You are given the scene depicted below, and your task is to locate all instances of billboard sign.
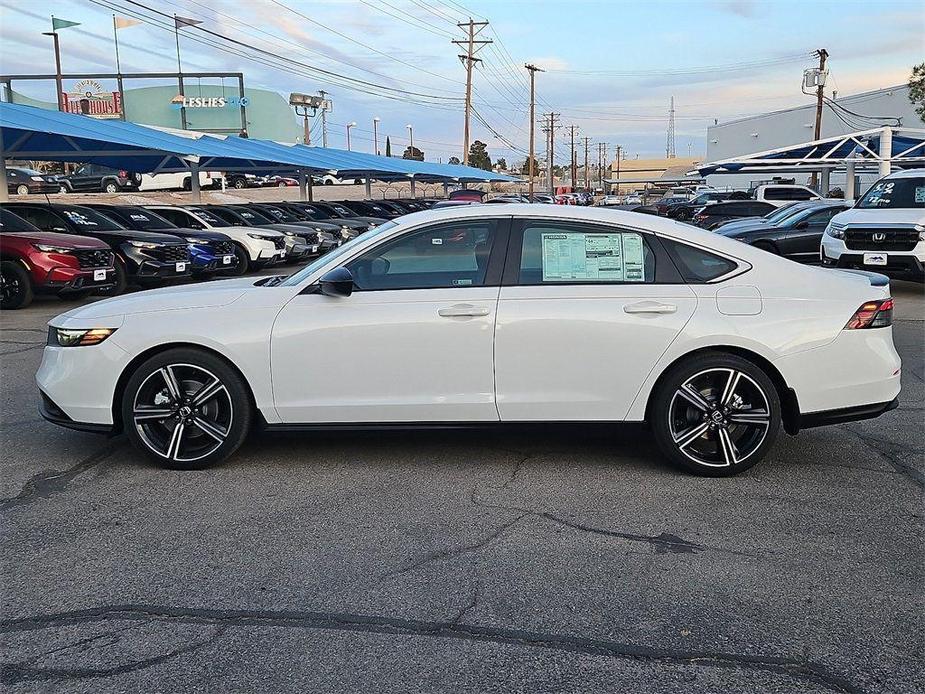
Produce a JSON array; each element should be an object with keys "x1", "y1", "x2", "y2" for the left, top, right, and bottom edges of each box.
[
  {"x1": 63, "y1": 79, "x2": 122, "y2": 118},
  {"x1": 170, "y1": 94, "x2": 249, "y2": 110}
]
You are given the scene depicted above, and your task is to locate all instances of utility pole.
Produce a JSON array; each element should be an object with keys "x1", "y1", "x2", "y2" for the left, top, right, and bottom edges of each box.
[
  {"x1": 542, "y1": 112, "x2": 559, "y2": 192},
  {"x1": 525, "y1": 63, "x2": 543, "y2": 199},
  {"x1": 453, "y1": 20, "x2": 492, "y2": 165},
  {"x1": 666, "y1": 96, "x2": 676, "y2": 159},
  {"x1": 614, "y1": 144, "x2": 623, "y2": 195},
  {"x1": 581, "y1": 136, "x2": 591, "y2": 191},
  {"x1": 567, "y1": 125, "x2": 579, "y2": 190},
  {"x1": 318, "y1": 90, "x2": 330, "y2": 147},
  {"x1": 598, "y1": 142, "x2": 608, "y2": 192},
  {"x1": 810, "y1": 48, "x2": 828, "y2": 188}
]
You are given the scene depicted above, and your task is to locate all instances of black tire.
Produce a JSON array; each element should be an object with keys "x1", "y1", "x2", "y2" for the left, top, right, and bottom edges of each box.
[
  {"x1": 650, "y1": 352, "x2": 781, "y2": 477},
  {"x1": 277, "y1": 182, "x2": 287, "y2": 188},
  {"x1": 103, "y1": 180, "x2": 121, "y2": 194},
  {"x1": 752, "y1": 240, "x2": 779, "y2": 255},
  {"x1": 1, "y1": 260, "x2": 33, "y2": 309},
  {"x1": 323, "y1": 179, "x2": 334, "y2": 185},
  {"x1": 98, "y1": 257, "x2": 128, "y2": 296},
  {"x1": 121, "y1": 347, "x2": 253, "y2": 470},
  {"x1": 15, "y1": 184, "x2": 30, "y2": 196},
  {"x1": 230, "y1": 243, "x2": 250, "y2": 275},
  {"x1": 233, "y1": 178, "x2": 247, "y2": 190}
]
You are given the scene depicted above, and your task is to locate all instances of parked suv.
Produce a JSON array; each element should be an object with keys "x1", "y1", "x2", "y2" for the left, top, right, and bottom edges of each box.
[
  {"x1": 242, "y1": 203, "x2": 341, "y2": 250},
  {"x1": 821, "y1": 169, "x2": 925, "y2": 282},
  {"x1": 145, "y1": 205, "x2": 287, "y2": 274},
  {"x1": 83, "y1": 205, "x2": 239, "y2": 277},
  {"x1": 6, "y1": 167, "x2": 60, "y2": 196},
  {"x1": 193, "y1": 205, "x2": 315, "y2": 263},
  {"x1": 5, "y1": 203, "x2": 191, "y2": 295},
  {"x1": 58, "y1": 164, "x2": 141, "y2": 193},
  {"x1": 0, "y1": 207, "x2": 115, "y2": 309}
]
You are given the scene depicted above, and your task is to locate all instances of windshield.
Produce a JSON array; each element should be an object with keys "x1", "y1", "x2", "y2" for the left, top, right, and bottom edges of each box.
[
  {"x1": 187, "y1": 208, "x2": 226, "y2": 226},
  {"x1": 255, "y1": 205, "x2": 297, "y2": 222},
  {"x1": 61, "y1": 207, "x2": 126, "y2": 230},
  {"x1": 118, "y1": 207, "x2": 176, "y2": 229},
  {"x1": 294, "y1": 205, "x2": 326, "y2": 221},
  {"x1": 279, "y1": 221, "x2": 399, "y2": 287},
  {"x1": 0, "y1": 207, "x2": 38, "y2": 232},
  {"x1": 326, "y1": 203, "x2": 358, "y2": 218},
  {"x1": 202, "y1": 207, "x2": 250, "y2": 226},
  {"x1": 857, "y1": 176, "x2": 925, "y2": 209}
]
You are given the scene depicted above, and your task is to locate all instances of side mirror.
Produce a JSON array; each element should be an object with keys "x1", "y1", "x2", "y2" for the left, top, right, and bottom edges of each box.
[{"x1": 319, "y1": 266, "x2": 354, "y2": 297}]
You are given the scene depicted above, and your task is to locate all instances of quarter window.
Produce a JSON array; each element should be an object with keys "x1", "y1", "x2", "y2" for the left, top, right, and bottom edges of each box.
[
  {"x1": 519, "y1": 224, "x2": 655, "y2": 284},
  {"x1": 346, "y1": 220, "x2": 498, "y2": 290},
  {"x1": 663, "y1": 239, "x2": 737, "y2": 282}
]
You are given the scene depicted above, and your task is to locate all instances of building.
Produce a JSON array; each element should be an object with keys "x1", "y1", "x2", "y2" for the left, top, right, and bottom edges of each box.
[
  {"x1": 606, "y1": 156, "x2": 701, "y2": 193},
  {"x1": 5, "y1": 83, "x2": 302, "y2": 142},
  {"x1": 704, "y1": 84, "x2": 920, "y2": 190}
]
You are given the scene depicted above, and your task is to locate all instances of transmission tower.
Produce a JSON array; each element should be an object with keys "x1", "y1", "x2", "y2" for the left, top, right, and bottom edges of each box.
[{"x1": 666, "y1": 96, "x2": 676, "y2": 159}]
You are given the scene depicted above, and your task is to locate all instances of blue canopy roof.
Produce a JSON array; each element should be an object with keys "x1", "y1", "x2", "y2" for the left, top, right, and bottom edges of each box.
[{"x1": 0, "y1": 101, "x2": 519, "y2": 183}]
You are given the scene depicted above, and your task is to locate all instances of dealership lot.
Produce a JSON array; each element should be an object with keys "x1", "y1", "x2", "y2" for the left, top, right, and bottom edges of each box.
[{"x1": 0, "y1": 280, "x2": 921, "y2": 693}]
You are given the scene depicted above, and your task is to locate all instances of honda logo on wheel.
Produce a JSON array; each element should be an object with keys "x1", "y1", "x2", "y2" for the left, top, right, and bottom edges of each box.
[{"x1": 872, "y1": 233, "x2": 886, "y2": 242}]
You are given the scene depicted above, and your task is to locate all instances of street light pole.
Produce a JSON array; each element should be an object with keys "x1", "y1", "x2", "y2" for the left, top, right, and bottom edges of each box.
[
  {"x1": 373, "y1": 117, "x2": 380, "y2": 155},
  {"x1": 346, "y1": 121, "x2": 356, "y2": 151},
  {"x1": 41, "y1": 31, "x2": 64, "y2": 111}
]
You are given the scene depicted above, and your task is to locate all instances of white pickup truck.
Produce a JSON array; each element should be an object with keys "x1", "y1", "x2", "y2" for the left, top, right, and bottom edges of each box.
[
  {"x1": 135, "y1": 171, "x2": 220, "y2": 192},
  {"x1": 750, "y1": 184, "x2": 821, "y2": 208}
]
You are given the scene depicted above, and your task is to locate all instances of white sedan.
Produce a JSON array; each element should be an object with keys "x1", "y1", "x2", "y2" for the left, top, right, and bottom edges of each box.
[{"x1": 37, "y1": 205, "x2": 901, "y2": 476}]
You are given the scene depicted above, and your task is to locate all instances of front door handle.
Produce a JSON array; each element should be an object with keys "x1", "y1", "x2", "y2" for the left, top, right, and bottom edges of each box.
[
  {"x1": 623, "y1": 301, "x2": 677, "y2": 315},
  {"x1": 438, "y1": 304, "x2": 490, "y2": 318}
]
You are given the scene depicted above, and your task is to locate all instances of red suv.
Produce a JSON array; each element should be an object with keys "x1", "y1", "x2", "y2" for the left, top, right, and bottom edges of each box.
[{"x1": 0, "y1": 207, "x2": 116, "y2": 309}]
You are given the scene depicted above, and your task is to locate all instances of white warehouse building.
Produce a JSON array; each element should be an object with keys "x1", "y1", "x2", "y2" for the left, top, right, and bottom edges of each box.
[{"x1": 704, "y1": 84, "x2": 920, "y2": 191}]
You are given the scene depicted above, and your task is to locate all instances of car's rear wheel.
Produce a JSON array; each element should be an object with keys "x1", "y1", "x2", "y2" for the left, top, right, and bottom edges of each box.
[
  {"x1": 121, "y1": 348, "x2": 252, "y2": 470},
  {"x1": 1, "y1": 261, "x2": 33, "y2": 309},
  {"x1": 103, "y1": 181, "x2": 120, "y2": 193},
  {"x1": 651, "y1": 352, "x2": 780, "y2": 476},
  {"x1": 233, "y1": 178, "x2": 247, "y2": 189},
  {"x1": 15, "y1": 184, "x2": 29, "y2": 196}
]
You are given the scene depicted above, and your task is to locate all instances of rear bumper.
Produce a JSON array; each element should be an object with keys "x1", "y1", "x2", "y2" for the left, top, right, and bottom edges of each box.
[{"x1": 798, "y1": 398, "x2": 899, "y2": 430}]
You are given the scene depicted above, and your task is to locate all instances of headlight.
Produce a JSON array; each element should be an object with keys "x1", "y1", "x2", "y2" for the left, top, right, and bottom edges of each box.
[
  {"x1": 246, "y1": 233, "x2": 274, "y2": 240},
  {"x1": 826, "y1": 224, "x2": 845, "y2": 239},
  {"x1": 32, "y1": 243, "x2": 72, "y2": 253},
  {"x1": 31, "y1": 176, "x2": 44, "y2": 182},
  {"x1": 47, "y1": 327, "x2": 117, "y2": 347},
  {"x1": 127, "y1": 240, "x2": 161, "y2": 250}
]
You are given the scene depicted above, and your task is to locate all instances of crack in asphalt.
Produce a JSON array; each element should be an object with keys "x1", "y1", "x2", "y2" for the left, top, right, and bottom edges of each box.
[
  {"x1": 0, "y1": 440, "x2": 124, "y2": 512},
  {"x1": 450, "y1": 581, "x2": 481, "y2": 626},
  {"x1": 843, "y1": 426, "x2": 924, "y2": 488},
  {"x1": 0, "y1": 605, "x2": 861, "y2": 693},
  {"x1": 2, "y1": 623, "x2": 226, "y2": 684},
  {"x1": 538, "y1": 512, "x2": 705, "y2": 554}
]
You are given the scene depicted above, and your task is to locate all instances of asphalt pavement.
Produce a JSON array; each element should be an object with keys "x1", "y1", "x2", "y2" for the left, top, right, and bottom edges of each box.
[{"x1": 1, "y1": 280, "x2": 922, "y2": 694}]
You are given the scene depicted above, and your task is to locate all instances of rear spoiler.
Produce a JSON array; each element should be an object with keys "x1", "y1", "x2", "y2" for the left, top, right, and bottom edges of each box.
[{"x1": 829, "y1": 268, "x2": 890, "y2": 287}]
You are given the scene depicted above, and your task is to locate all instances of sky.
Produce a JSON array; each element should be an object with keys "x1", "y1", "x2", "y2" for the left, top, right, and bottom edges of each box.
[{"x1": 0, "y1": 0, "x2": 922, "y2": 165}]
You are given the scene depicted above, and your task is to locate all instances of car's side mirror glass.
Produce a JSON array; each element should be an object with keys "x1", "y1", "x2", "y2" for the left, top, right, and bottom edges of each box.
[{"x1": 319, "y1": 266, "x2": 354, "y2": 297}]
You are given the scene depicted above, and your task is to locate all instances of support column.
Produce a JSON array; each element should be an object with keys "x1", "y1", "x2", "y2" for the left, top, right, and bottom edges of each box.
[
  {"x1": 364, "y1": 175, "x2": 372, "y2": 199},
  {"x1": 307, "y1": 177, "x2": 314, "y2": 202},
  {"x1": 878, "y1": 127, "x2": 892, "y2": 178},
  {"x1": 819, "y1": 168, "x2": 830, "y2": 195},
  {"x1": 443, "y1": 181, "x2": 449, "y2": 198},
  {"x1": 844, "y1": 160, "x2": 856, "y2": 201},
  {"x1": 189, "y1": 162, "x2": 201, "y2": 204},
  {"x1": 0, "y1": 136, "x2": 8, "y2": 203},
  {"x1": 298, "y1": 171, "x2": 307, "y2": 202},
  {"x1": 410, "y1": 176, "x2": 416, "y2": 198}
]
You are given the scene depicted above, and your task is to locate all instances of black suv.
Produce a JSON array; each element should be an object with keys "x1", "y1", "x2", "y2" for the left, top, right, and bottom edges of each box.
[
  {"x1": 6, "y1": 203, "x2": 191, "y2": 294},
  {"x1": 58, "y1": 164, "x2": 141, "y2": 194},
  {"x1": 338, "y1": 199, "x2": 402, "y2": 220},
  {"x1": 305, "y1": 201, "x2": 388, "y2": 227}
]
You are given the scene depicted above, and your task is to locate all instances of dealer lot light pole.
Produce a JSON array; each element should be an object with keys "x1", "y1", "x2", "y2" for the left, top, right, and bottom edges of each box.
[
  {"x1": 407, "y1": 123, "x2": 416, "y2": 198},
  {"x1": 346, "y1": 122, "x2": 356, "y2": 151}
]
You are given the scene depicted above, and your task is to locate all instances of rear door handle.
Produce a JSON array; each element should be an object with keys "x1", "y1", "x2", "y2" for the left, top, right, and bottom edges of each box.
[
  {"x1": 623, "y1": 301, "x2": 677, "y2": 315},
  {"x1": 438, "y1": 304, "x2": 490, "y2": 318}
]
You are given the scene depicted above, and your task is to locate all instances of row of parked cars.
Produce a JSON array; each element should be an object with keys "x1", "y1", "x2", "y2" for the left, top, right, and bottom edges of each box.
[{"x1": 0, "y1": 197, "x2": 437, "y2": 309}]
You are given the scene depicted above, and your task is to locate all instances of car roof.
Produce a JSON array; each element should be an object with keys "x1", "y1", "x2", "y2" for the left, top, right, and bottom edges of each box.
[{"x1": 883, "y1": 168, "x2": 925, "y2": 179}]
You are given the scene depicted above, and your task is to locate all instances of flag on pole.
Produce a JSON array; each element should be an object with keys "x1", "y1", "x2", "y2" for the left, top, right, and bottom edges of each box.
[
  {"x1": 51, "y1": 17, "x2": 81, "y2": 31},
  {"x1": 114, "y1": 16, "x2": 142, "y2": 30},
  {"x1": 174, "y1": 16, "x2": 203, "y2": 29}
]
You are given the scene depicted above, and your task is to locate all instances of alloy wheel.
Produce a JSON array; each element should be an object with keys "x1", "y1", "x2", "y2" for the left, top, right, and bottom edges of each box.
[
  {"x1": 132, "y1": 363, "x2": 233, "y2": 463},
  {"x1": 667, "y1": 368, "x2": 771, "y2": 468},
  {"x1": 1, "y1": 267, "x2": 21, "y2": 303}
]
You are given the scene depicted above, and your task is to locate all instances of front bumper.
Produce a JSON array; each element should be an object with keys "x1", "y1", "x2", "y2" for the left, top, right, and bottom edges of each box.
[
  {"x1": 37, "y1": 265, "x2": 117, "y2": 292},
  {"x1": 189, "y1": 246, "x2": 238, "y2": 274},
  {"x1": 135, "y1": 259, "x2": 193, "y2": 279}
]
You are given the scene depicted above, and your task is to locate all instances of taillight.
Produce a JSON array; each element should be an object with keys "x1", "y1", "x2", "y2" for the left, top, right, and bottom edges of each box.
[
  {"x1": 118, "y1": 170, "x2": 128, "y2": 178},
  {"x1": 844, "y1": 298, "x2": 893, "y2": 329}
]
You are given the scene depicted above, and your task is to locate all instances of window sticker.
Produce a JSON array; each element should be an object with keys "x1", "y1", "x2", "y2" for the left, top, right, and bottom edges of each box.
[
  {"x1": 915, "y1": 187, "x2": 925, "y2": 204},
  {"x1": 63, "y1": 210, "x2": 97, "y2": 226},
  {"x1": 540, "y1": 232, "x2": 645, "y2": 282},
  {"x1": 129, "y1": 214, "x2": 150, "y2": 221}
]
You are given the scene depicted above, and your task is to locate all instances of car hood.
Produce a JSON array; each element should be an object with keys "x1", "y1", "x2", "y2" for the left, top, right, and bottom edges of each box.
[
  {"x1": 715, "y1": 221, "x2": 776, "y2": 237},
  {"x1": 342, "y1": 215, "x2": 387, "y2": 225},
  {"x1": 51, "y1": 276, "x2": 261, "y2": 325},
  {"x1": 2, "y1": 231, "x2": 110, "y2": 249},
  {"x1": 82, "y1": 228, "x2": 188, "y2": 244},
  {"x1": 831, "y1": 208, "x2": 925, "y2": 226},
  {"x1": 163, "y1": 227, "x2": 230, "y2": 242}
]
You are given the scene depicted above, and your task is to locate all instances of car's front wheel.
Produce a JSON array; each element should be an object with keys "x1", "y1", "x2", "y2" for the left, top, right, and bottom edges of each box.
[
  {"x1": 230, "y1": 243, "x2": 250, "y2": 275},
  {"x1": 121, "y1": 348, "x2": 252, "y2": 470},
  {"x1": 16, "y1": 184, "x2": 30, "y2": 196},
  {"x1": 651, "y1": 352, "x2": 780, "y2": 476},
  {"x1": 1, "y1": 261, "x2": 33, "y2": 309}
]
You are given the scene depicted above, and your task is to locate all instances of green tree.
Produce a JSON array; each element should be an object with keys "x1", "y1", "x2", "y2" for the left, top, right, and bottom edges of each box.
[
  {"x1": 909, "y1": 63, "x2": 925, "y2": 123},
  {"x1": 520, "y1": 156, "x2": 540, "y2": 176},
  {"x1": 496, "y1": 157, "x2": 508, "y2": 170},
  {"x1": 385, "y1": 136, "x2": 392, "y2": 157},
  {"x1": 448, "y1": 156, "x2": 461, "y2": 165},
  {"x1": 467, "y1": 140, "x2": 491, "y2": 170},
  {"x1": 402, "y1": 145, "x2": 424, "y2": 161}
]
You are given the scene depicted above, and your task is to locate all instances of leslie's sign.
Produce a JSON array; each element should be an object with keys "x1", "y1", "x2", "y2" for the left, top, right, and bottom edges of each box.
[{"x1": 62, "y1": 80, "x2": 122, "y2": 118}]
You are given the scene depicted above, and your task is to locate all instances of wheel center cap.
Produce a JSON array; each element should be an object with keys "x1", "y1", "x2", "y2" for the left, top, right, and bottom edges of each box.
[
  {"x1": 710, "y1": 410, "x2": 725, "y2": 425},
  {"x1": 179, "y1": 406, "x2": 192, "y2": 418}
]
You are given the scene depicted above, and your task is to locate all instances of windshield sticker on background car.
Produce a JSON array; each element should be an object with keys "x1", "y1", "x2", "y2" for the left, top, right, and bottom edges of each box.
[
  {"x1": 63, "y1": 210, "x2": 97, "y2": 226},
  {"x1": 541, "y1": 232, "x2": 645, "y2": 282}
]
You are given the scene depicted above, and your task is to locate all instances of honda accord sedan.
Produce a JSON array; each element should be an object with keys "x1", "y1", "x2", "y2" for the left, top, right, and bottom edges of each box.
[{"x1": 36, "y1": 205, "x2": 901, "y2": 476}]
